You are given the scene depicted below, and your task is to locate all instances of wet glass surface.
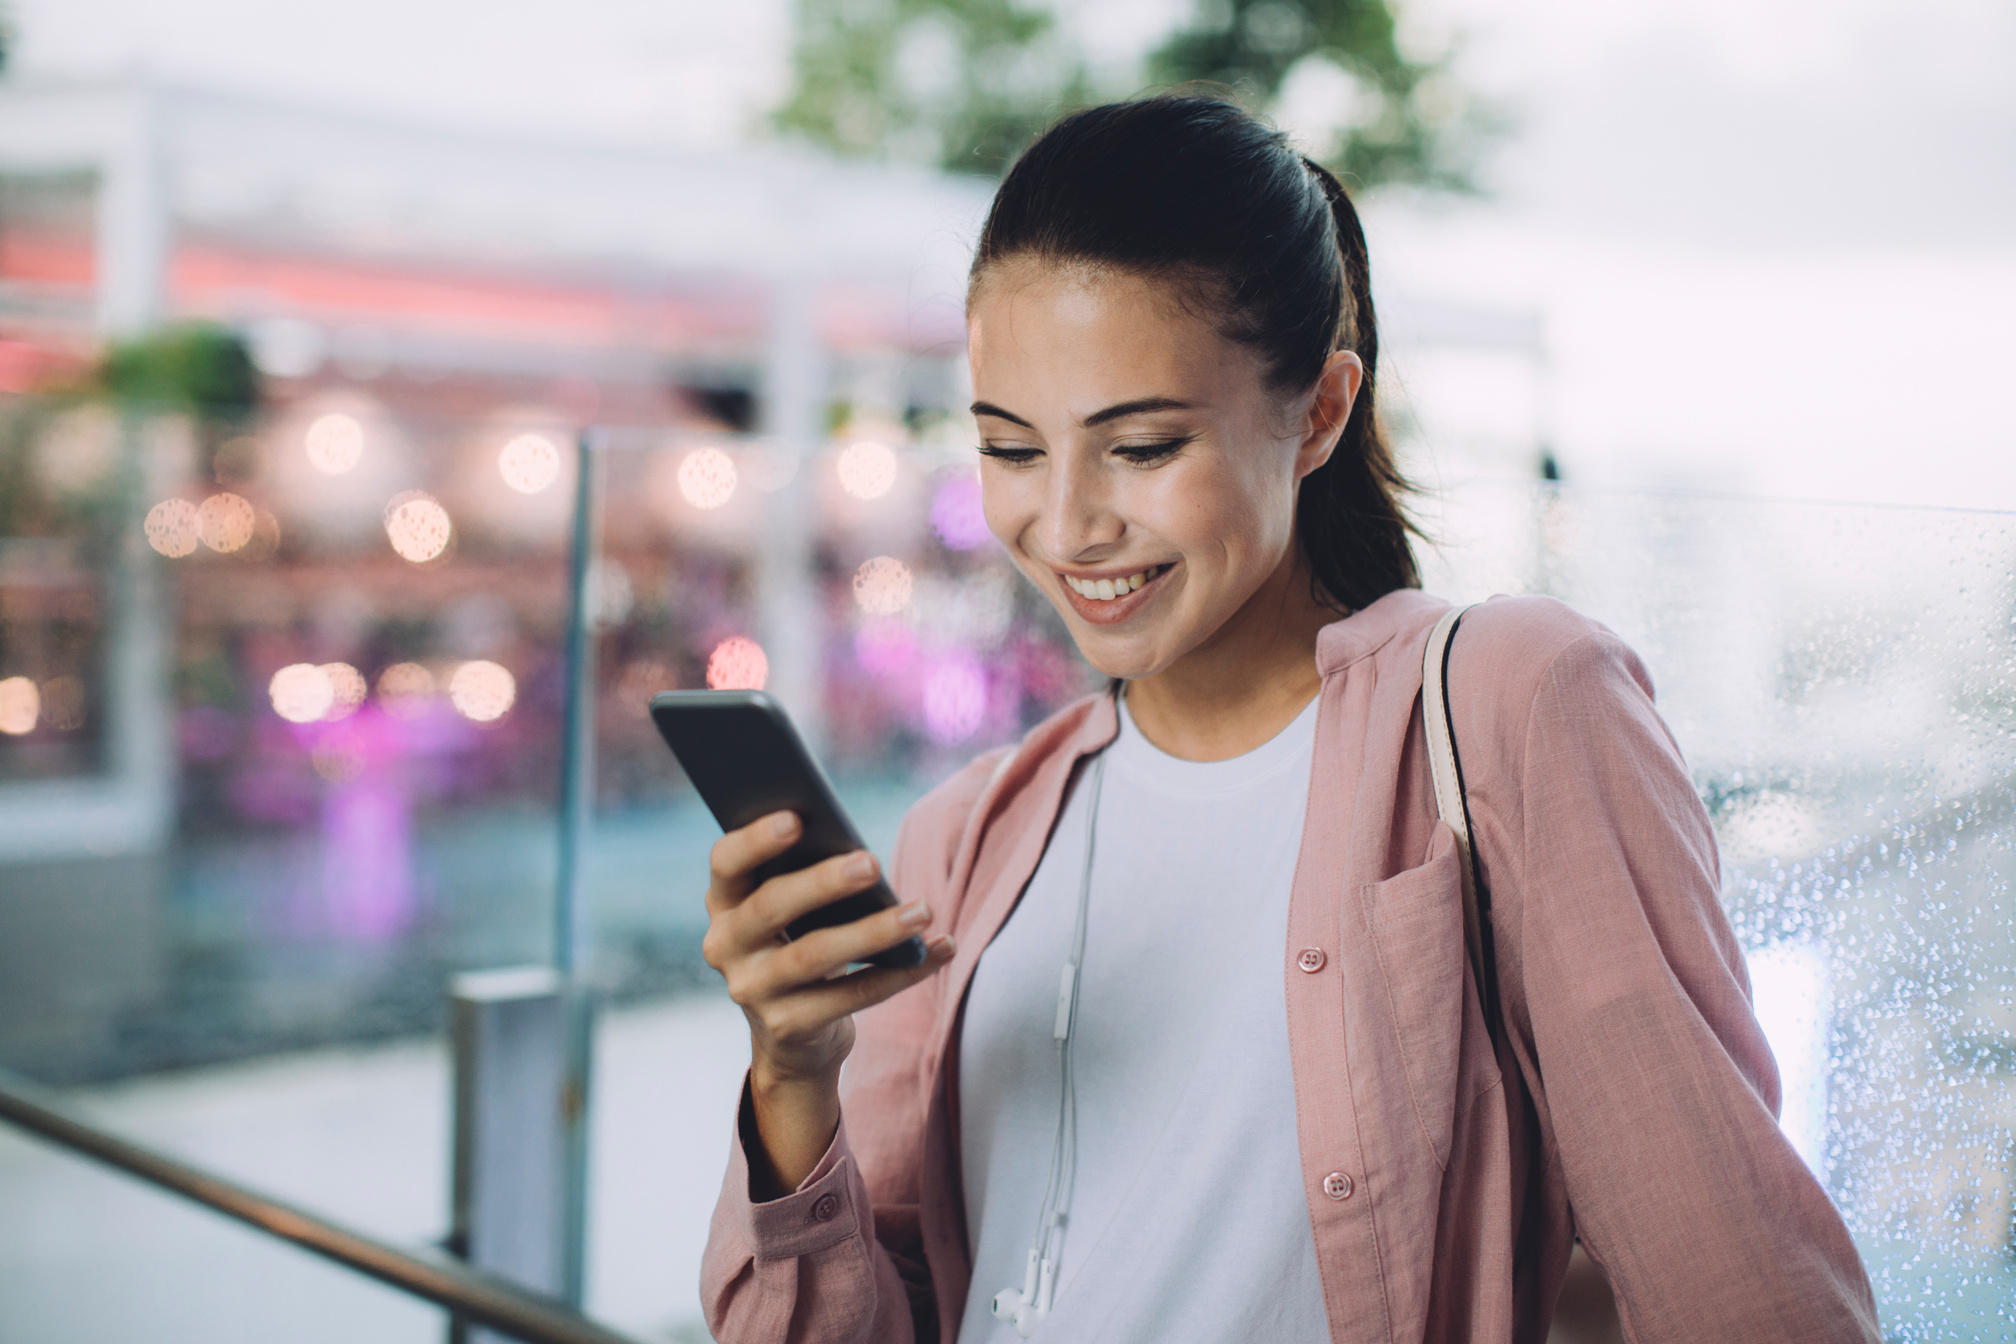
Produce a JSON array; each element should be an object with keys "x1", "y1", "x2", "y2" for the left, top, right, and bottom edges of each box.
[{"x1": 1423, "y1": 482, "x2": 2016, "y2": 1338}]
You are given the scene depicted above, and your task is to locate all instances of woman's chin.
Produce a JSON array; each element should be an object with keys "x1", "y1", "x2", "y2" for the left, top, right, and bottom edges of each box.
[{"x1": 1067, "y1": 627, "x2": 1178, "y2": 684}]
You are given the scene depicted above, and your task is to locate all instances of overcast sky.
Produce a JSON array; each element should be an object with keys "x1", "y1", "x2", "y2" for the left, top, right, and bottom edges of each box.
[{"x1": 11, "y1": 0, "x2": 2016, "y2": 507}]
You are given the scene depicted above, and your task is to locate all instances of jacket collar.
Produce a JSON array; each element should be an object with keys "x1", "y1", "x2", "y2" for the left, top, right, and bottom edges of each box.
[{"x1": 1315, "y1": 587, "x2": 1446, "y2": 677}]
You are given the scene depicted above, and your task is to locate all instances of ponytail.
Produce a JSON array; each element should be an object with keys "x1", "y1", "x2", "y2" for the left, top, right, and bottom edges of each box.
[{"x1": 1294, "y1": 157, "x2": 1420, "y2": 611}]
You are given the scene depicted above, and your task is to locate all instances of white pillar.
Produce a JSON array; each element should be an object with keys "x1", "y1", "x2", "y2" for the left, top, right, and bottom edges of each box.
[
  {"x1": 95, "y1": 82, "x2": 170, "y2": 337},
  {"x1": 757, "y1": 274, "x2": 827, "y2": 751}
]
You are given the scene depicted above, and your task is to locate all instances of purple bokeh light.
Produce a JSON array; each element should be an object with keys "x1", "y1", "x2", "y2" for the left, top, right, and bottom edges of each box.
[
  {"x1": 854, "y1": 618, "x2": 918, "y2": 677},
  {"x1": 930, "y1": 475, "x2": 991, "y2": 551},
  {"x1": 322, "y1": 779, "x2": 413, "y2": 941},
  {"x1": 923, "y1": 651, "x2": 986, "y2": 743}
]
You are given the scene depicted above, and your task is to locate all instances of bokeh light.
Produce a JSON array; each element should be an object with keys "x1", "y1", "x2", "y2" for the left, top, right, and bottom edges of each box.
[
  {"x1": 144, "y1": 499, "x2": 200, "y2": 558},
  {"x1": 377, "y1": 662, "x2": 435, "y2": 718},
  {"x1": 923, "y1": 654, "x2": 986, "y2": 743},
  {"x1": 706, "y1": 636, "x2": 768, "y2": 691},
  {"x1": 852, "y1": 556, "x2": 913, "y2": 616},
  {"x1": 305, "y1": 413, "x2": 365, "y2": 474},
  {"x1": 854, "y1": 619, "x2": 916, "y2": 678},
  {"x1": 448, "y1": 660, "x2": 516, "y2": 722},
  {"x1": 677, "y1": 446, "x2": 738, "y2": 510},
  {"x1": 836, "y1": 441, "x2": 898, "y2": 500},
  {"x1": 0, "y1": 676, "x2": 39, "y2": 735},
  {"x1": 930, "y1": 474, "x2": 992, "y2": 550},
  {"x1": 197, "y1": 492, "x2": 257, "y2": 553},
  {"x1": 269, "y1": 663, "x2": 336, "y2": 724},
  {"x1": 320, "y1": 663, "x2": 367, "y2": 720},
  {"x1": 498, "y1": 433, "x2": 561, "y2": 494},
  {"x1": 384, "y1": 491, "x2": 452, "y2": 562},
  {"x1": 36, "y1": 405, "x2": 117, "y2": 494}
]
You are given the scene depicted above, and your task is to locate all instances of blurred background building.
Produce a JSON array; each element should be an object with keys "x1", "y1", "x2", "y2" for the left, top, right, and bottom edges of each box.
[{"x1": 0, "y1": 0, "x2": 2011, "y2": 1341}]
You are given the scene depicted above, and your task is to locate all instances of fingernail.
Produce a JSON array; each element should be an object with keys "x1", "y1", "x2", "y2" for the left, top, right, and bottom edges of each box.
[
  {"x1": 771, "y1": 813, "x2": 796, "y2": 839},
  {"x1": 935, "y1": 934, "x2": 957, "y2": 956},
  {"x1": 899, "y1": 901, "x2": 930, "y2": 928},
  {"x1": 846, "y1": 852, "x2": 875, "y2": 882}
]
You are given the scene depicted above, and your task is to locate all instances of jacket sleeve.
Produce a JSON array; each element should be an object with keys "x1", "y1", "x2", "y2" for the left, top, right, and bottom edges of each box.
[
  {"x1": 700, "y1": 1093, "x2": 919, "y2": 1344},
  {"x1": 1504, "y1": 628, "x2": 1879, "y2": 1342},
  {"x1": 699, "y1": 749, "x2": 1006, "y2": 1344}
]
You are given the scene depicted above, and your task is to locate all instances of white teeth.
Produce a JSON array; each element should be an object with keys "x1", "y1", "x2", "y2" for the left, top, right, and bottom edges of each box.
[{"x1": 1066, "y1": 565, "x2": 1165, "y2": 600}]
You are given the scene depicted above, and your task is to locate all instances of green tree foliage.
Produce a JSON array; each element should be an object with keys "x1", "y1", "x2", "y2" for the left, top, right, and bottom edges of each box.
[
  {"x1": 1149, "y1": 0, "x2": 1480, "y2": 190},
  {"x1": 96, "y1": 324, "x2": 260, "y2": 414},
  {"x1": 774, "y1": 0, "x2": 1486, "y2": 187},
  {"x1": 775, "y1": 0, "x2": 1089, "y2": 177}
]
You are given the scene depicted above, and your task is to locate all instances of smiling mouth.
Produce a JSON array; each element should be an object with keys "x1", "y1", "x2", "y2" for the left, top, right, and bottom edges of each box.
[{"x1": 1060, "y1": 563, "x2": 1173, "y2": 603}]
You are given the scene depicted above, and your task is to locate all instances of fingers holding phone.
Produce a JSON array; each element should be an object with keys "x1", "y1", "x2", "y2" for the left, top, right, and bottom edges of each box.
[
  {"x1": 702, "y1": 809, "x2": 955, "y2": 1085},
  {"x1": 656, "y1": 689, "x2": 955, "y2": 1189}
]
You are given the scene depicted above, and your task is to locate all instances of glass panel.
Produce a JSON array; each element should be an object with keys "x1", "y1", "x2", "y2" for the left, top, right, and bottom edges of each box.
[
  {"x1": 1423, "y1": 480, "x2": 2016, "y2": 1337},
  {"x1": 0, "y1": 395, "x2": 573, "y2": 1080}
]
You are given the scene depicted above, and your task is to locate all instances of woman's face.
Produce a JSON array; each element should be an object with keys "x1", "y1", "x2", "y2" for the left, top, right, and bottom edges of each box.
[{"x1": 967, "y1": 260, "x2": 1357, "y2": 681}]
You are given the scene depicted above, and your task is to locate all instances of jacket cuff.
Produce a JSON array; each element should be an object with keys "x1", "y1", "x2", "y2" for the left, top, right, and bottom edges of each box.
[{"x1": 727, "y1": 1072, "x2": 864, "y2": 1260}]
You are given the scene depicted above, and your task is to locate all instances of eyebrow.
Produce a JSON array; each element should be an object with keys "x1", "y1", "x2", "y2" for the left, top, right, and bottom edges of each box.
[{"x1": 970, "y1": 396, "x2": 1194, "y2": 430}]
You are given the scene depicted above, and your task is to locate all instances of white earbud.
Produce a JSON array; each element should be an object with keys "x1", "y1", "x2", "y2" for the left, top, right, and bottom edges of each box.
[
  {"x1": 993, "y1": 1247, "x2": 1042, "y2": 1333},
  {"x1": 990, "y1": 1290, "x2": 1040, "y2": 1336}
]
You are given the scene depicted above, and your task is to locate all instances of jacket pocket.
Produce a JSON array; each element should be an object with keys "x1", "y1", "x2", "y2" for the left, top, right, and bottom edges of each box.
[{"x1": 1361, "y1": 823, "x2": 1502, "y2": 1170}]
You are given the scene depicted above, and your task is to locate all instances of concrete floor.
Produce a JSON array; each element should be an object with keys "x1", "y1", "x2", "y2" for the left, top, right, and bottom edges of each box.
[{"x1": 0, "y1": 991, "x2": 750, "y2": 1344}]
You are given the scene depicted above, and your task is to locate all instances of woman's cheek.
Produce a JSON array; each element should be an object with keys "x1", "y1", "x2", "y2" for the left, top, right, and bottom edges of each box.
[{"x1": 978, "y1": 470, "x2": 1025, "y2": 550}]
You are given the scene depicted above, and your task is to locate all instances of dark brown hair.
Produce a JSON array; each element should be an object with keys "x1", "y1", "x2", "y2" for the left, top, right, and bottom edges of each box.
[{"x1": 970, "y1": 93, "x2": 1420, "y2": 612}]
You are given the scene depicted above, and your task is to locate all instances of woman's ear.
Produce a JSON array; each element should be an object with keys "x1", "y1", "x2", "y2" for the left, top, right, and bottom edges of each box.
[{"x1": 1295, "y1": 350, "x2": 1364, "y2": 480}]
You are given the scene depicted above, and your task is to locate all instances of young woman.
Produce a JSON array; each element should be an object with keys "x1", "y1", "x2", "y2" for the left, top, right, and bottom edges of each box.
[{"x1": 696, "y1": 95, "x2": 1877, "y2": 1343}]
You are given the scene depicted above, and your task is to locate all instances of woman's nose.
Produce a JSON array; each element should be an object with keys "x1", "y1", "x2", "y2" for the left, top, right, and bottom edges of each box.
[{"x1": 1041, "y1": 453, "x2": 1122, "y2": 559}]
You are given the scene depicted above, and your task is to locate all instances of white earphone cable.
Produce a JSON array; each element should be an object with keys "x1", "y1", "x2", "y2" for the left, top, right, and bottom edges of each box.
[{"x1": 995, "y1": 744, "x2": 1105, "y2": 1335}]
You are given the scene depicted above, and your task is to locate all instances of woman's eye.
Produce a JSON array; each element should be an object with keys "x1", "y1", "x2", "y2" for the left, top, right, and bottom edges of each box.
[
  {"x1": 978, "y1": 443, "x2": 1042, "y2": 465},
  {"x1": 1113, "y1": 438, "x2": 1189, "y2": 464}
]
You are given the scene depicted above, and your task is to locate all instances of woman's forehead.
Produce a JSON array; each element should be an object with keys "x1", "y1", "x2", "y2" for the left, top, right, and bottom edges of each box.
[{"x1": 968, "y1": 263, "x2": 1251, "y2": 391}]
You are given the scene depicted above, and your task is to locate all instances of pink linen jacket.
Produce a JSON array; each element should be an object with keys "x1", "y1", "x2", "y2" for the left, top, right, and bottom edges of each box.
[{"x1": 700, "y1": 590, "x2": 1880, "y2": 1343}]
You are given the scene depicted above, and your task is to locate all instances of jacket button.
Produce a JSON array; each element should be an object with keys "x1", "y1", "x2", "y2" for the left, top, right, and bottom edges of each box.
[
  {"x1": 811, "y1": 1193, "x2": 840, "y2": 1222},
  {"x1": 1297, "y1": 947, "x2": 1327, "y2": 973},
  {"x1": 1322, "y1": 1171, "x2": 1354, "y2": 1200}
]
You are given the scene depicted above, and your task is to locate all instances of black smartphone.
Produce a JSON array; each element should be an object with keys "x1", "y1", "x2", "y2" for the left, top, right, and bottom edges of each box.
[{"x1": 649, "y1": 689, "x2": 927, "y2": 970}]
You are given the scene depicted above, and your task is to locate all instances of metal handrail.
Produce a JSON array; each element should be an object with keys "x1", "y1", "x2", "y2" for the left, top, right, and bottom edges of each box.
[{"x1": 0, "y1": 1068, "x2": 648, "y2": 1344}]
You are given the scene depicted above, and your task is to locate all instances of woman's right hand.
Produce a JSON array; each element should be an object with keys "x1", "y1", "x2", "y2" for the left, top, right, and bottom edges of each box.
[{"x1": 701, "y1": 809, "x2": 955, "y2": 1193}]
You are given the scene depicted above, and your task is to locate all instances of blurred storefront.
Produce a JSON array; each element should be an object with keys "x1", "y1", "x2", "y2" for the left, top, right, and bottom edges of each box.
[{"x1": 0, "y1": 78, "x2": 1041, "y2": 1082}]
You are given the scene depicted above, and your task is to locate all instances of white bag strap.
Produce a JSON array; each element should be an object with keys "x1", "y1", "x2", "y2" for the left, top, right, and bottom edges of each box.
[{"x1": 1422, "y1": 603, "x2": 1501, "y2": 1039}]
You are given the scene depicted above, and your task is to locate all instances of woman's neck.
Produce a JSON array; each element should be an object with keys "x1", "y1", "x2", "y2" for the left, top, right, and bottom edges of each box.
[{"x1": 1122, "y1": 549, "x2": 1341, "y2": 762}]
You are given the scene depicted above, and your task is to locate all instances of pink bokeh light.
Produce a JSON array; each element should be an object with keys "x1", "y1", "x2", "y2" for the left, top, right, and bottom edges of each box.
[{"x1": 707, "y1": 635, "x2": 769, "y2": 690}]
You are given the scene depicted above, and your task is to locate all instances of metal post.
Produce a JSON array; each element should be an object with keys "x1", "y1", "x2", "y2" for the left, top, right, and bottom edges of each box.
[
  {"x1": 446, "y1": 427, "x2": 601, "y2": 1335},
  {"x1": 450, "y1": 969, "x2": 569, "y2": 1344},
  {"x1": 553, "y1": 426, "x2": 601, "y2": 1305}
]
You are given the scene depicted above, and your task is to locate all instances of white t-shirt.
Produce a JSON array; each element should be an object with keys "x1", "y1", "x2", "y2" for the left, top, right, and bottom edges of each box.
[{"x1": 956, "y1": 691, "x2": 1330, "y2": 1343}]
